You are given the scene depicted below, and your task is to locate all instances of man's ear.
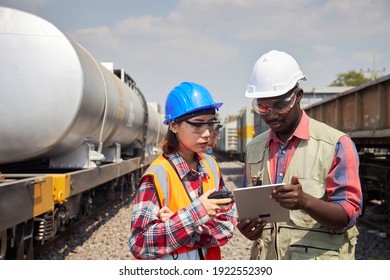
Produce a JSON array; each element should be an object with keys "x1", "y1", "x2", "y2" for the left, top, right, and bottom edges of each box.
[{"x1": 296, "y1": 88, "x2": 304, "y2": 101}]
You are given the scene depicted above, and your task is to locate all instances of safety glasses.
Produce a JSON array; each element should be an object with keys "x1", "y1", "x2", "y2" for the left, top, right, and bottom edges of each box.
[
  {"x1": 184, "y1": 119, "x2": 220, "y2": 134},
  {"x1": 252, "y1": 87, "x2": 298, "y2": 115}
]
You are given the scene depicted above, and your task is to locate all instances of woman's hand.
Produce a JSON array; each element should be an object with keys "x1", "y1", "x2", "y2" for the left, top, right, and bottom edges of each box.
[
  {"x1": 199, "y1": 189, "x2": 233, "y2": 219},
  {"x1": 158, "y1": 206, "x2": 174, "y2": 222}
]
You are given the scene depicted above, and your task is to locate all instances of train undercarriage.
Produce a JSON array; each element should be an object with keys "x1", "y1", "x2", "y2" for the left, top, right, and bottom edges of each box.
[{"x1": 0, "y1": 155, "x2": 156, "y2": 260}]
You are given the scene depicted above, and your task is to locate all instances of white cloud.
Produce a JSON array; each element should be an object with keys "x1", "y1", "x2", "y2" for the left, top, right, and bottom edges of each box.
[
  {"x1": 6, "y1": 0, "x2": 389, "y2": 119},
  {"x1": 312, "y1": 44, "x2": 335, "y2": 55},
  {"x1": 22, "y1": 0, "x2": 49, "y2": 4}
]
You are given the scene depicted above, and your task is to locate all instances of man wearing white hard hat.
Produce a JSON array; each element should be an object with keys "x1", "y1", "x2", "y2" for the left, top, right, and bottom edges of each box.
[{"x1": 237, "y1": 50, "x2": 363, "y2": 260}]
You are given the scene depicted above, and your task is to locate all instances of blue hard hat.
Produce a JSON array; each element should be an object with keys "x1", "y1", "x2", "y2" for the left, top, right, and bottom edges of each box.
[{"x1": 164, "y1": 82, "x2": 223, "y2": 124}]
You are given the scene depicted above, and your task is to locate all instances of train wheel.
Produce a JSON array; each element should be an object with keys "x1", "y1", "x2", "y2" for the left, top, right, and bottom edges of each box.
[
  {"x1": 0, "y1": 230, "x2": 6, "y2": 259},
  {"x1": 5, "y1": 220, "x2": 33, "y2": 259},
  {"x1": 24, "y1": 219, "x2": 34, "y2": 259},
  {"x1": 81, "y1": 192, "x2": 93, "y2": 217}
]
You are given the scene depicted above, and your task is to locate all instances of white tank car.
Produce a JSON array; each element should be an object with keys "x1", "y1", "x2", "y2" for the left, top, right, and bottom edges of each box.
[{"x1": 0, "y1": 7, "x2": 166, "y2": 168}]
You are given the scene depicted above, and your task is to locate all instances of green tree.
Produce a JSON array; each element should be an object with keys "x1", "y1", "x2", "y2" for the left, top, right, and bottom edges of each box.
[{"x1": 330, "y1": 70, "x2": 370, "y2": 86}]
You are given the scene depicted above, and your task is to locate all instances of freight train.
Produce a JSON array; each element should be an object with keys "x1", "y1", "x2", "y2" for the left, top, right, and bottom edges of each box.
[
  {"x1": 215, "y1": 105, "x2": 255, "y2": 161},
  {"x1": 0, "y1": 7, "x2": 167, "y2": 259},
  {"x1": 305, "y1": 74, "x2": 390, "y2": 216}
]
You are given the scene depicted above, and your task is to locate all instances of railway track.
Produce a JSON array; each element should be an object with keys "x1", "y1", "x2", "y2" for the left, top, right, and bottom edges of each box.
[
  {"x1": 358, "y1": 201, "x2": 390, "y2": 237},
  {"x1": 358, "y1": 217, "x2": 390, "y2": 237}
]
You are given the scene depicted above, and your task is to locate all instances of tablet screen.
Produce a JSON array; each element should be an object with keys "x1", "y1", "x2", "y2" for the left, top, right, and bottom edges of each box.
[{"x1": 233, "y1": 183, "x2": 290, "y2": 223}]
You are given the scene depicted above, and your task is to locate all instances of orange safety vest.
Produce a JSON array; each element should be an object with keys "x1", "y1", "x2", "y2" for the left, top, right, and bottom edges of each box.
[{"x1": 144, "y1": 153, "x2": 221, "y2": 260}]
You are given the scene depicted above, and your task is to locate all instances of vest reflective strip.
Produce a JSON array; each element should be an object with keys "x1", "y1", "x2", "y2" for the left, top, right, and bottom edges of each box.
[
  {"x1": 201, "y1": 153, "x2": 220, "y2": 189},
  {"x1": 145, "y1": 164, "x2": 170, "y2": 207}
]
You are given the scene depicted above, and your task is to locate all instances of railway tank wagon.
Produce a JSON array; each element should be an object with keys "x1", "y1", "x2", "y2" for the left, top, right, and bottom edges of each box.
[
  {"x1": 0, "y1": 7, "x2": 167, "y2": 259},
  {"x1": 305, "y1": 74, "x2": 390, "y2": 216}
]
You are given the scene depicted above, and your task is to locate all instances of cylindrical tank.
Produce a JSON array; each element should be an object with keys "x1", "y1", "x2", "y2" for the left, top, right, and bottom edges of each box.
[
  {"x1": 146, "y1": 103, "x2": 165, "y2": 146},
  {"x1": 0, "y1": 7, "x2": 164, "y2": 165}
]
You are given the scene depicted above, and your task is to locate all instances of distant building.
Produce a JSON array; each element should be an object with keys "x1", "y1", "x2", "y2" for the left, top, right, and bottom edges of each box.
[{"x1": 301, "y1": 86, "x2": 354, "y2": 108}]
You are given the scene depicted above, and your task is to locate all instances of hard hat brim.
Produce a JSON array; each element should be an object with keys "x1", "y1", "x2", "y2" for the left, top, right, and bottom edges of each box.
[
  {"x1": 164, "y1": 102, "x2": 223, "y2": 125},
  {"x1": 245, "y1": 75, "x2": 306, "y2": 99}
]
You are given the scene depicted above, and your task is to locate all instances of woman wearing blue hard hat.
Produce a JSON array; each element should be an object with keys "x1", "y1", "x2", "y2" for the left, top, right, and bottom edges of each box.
[{"x1": 129, "y1": 82, "x2": 237, "y2": 260}]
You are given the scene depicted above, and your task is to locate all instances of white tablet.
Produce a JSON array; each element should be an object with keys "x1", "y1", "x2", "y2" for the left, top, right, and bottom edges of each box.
[{"x1": 233, "y1": 183, "x2": 290, "y2": 223}]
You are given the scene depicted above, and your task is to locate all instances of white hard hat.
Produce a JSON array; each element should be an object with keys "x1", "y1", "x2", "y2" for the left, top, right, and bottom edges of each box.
[{"x1": 245, "y1": 50, "x2": 307, "y2": 98}]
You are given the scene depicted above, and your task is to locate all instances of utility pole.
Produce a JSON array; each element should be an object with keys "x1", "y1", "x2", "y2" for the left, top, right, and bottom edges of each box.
[{"x1": 360, "y1": 53, "x2": 386, "y2": 80}]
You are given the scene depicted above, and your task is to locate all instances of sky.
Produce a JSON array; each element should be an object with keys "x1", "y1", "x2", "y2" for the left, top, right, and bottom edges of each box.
[{"x1": 1, "y1": 0, "x2": 390, "y2": 121}]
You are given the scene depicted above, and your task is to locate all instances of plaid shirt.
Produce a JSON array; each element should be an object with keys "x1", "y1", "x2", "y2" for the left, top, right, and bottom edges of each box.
[
  {"x1": 243, "y1": 110, "x2": 362, "y2": 231},
  {"x1": 129, "y1": 152, "x2": 237, "y2": 259}
]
